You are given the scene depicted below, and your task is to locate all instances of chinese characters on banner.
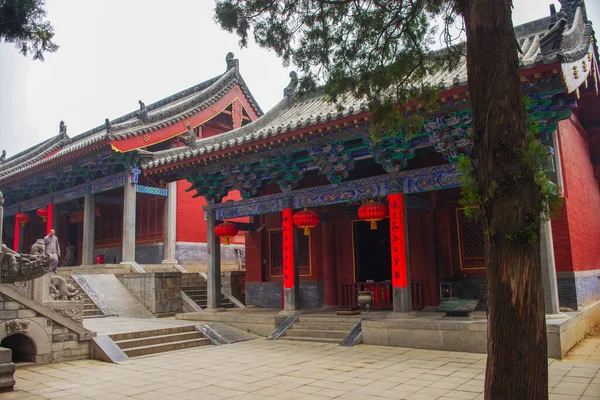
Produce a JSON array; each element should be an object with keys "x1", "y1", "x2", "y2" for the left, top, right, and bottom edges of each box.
[
  {"x1": 282, "y1": 208, "x2": 294, "y2": 289},
  {"x1": 388, "y1": 193, "x2": 407, "y2": 288}
]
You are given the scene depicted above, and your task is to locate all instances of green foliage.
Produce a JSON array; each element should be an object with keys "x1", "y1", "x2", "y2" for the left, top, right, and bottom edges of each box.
[
  {"x1": 0, "y1": 0, "x2": 57, "y2": 61},
  {"x1": 214, "y1": 0, "x2": 464, "y2": 134},
  {"x1": 456, "y1": 154, "x2": 480, "y2": 218}
]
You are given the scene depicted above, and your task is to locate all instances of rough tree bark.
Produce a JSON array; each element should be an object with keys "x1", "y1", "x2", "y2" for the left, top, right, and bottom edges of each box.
[{"x1": 463, "y1": 0, "x2": 548, "y2": 399}]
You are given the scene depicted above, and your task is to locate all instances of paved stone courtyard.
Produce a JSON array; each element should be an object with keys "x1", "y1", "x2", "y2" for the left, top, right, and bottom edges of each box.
[{"x1": 4, "y1": 335, "x2": 600, "y2": 400}]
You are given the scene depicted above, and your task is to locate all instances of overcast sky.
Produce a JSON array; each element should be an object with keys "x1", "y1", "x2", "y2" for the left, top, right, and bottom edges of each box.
[{"x1": 1, "y1": 0, "x2": 598, "y2": 157}]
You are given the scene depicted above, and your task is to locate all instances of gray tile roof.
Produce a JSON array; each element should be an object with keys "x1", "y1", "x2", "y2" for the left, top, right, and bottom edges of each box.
[
  {"x1": 0, "y1": 53, "x2": 261, "y2": 184},
  {"x1": 144, "y1": 3, "x2": 596, "y2": 172}
]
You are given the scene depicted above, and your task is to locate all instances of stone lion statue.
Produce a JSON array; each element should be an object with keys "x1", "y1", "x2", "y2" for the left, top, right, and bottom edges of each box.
[
  {"x1": 31, "y1": 239, "x2": 45, "y2": 256},
  {"x1": 49, "y1": 275, "x2": 82, "y2": 301}
]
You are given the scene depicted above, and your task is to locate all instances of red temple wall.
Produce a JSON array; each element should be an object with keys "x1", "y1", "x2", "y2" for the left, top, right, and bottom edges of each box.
[
  {"x1": 552, "y1": 118, "x2": 600, "y2": 272},
  {"x1": 176, "y1": 180, "x2": 247, "y2": 245}
]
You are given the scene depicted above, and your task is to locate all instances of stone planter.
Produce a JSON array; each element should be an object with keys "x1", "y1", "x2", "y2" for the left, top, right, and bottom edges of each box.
[{"x1": 357, "y1": 291, "x2": 373, "y2": 311}]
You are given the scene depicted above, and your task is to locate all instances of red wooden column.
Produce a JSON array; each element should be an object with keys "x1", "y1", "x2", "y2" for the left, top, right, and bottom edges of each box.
[
  {"x1": 321, "y1": 219, "x2": 337, "y2": 305},
  {"x1": 388, "y1": 193, "x2": 412, "y2": 312},
  {"x1": 282, "y1": 207, "x2": 299, "y2": 311},
  {"x1": 46, "y1": 203, "x2": 54, "y2": 233},
  {"x1": 13, "y1": 216, "x2": 20, "y2": 251}
]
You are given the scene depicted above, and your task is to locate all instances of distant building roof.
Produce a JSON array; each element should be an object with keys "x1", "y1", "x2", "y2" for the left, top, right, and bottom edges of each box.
[{"x1": 0, "y1": 53, "x2": 261, "y2": 184}]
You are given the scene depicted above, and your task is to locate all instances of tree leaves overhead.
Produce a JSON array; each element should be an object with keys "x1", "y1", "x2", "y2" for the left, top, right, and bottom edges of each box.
[
  {"x1": 215, "y1": 0, "x2": 464, "y2": 120},
  {"x1": 0, "y1": 0, "x2": 58, "y2": 61}
]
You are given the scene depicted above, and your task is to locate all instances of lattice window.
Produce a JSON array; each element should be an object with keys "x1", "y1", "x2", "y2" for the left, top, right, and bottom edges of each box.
[
  {"x1": 457, "y1": 209, "x2": 485, "y2": 269},
  {"x1": 136, "y1": 196, "x2": 165, "y2": 243},
  {"x1": 270, "y1": 229, "x2": 311, "y2": 277},
  {"x1": 270, "y1": 230, "x2": 284, "y2": 276},
  {"x1": 95, "y1": 197, "x2": 164, "y2": 248}
]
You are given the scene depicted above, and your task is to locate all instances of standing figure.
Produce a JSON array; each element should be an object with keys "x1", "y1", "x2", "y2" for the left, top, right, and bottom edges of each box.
[
  {"x1": 63, "y1": 241, "x2": 76, "y2": 267},
  {"x1": 44, "y1": 229, "x2": 61, "y2": 273}
]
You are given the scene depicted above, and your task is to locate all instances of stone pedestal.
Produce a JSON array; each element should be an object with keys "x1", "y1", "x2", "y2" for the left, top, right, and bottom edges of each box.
[
  {"x1": 117, "y1": 272, "x2": 183, "y2": 316},
  {"x1": 0, "y1": 347, "x2": 15, "y2": 392},
  {"x1": 32, "y1": 273, "x2": 52, "y2": 303}
]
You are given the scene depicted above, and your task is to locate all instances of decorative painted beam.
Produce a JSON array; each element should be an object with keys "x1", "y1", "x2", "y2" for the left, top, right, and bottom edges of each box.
[{"x1": 206, "y1": 163, "x2": 459, "y2": 219}]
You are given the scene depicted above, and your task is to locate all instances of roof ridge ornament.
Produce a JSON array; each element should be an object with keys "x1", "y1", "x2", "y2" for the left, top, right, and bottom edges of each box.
[
  {"x1": 105, "y1": 118, "x2": 112, "y2": 134},
  {"x1": 226, "y1": 52, "x2": 239, "y2": 71},
  {"x1": 0, "y1": 150, "x2": 5, "y2": 164},
  {"x1": 59, "y1": 121, "x2": 67, "y2": 136},
  {"x1": 137, "y1": 100, "x2": 149, "y2": 122},
  {"x1": 181, "y1": 120, "x2": 198, "y2": 149},
  {"x1": 284, "y1": 71, "x2": 298, "y2": 105}
]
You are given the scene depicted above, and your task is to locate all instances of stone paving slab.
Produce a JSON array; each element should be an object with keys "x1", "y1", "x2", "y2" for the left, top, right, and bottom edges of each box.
[{"x1": 5, "y1": 336, "x2": 600, "y2": 399}]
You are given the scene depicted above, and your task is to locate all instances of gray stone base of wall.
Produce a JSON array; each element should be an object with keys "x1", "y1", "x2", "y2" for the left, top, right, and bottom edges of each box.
[
  {"x1": 447, "y1": 270, "x2": 600, "y2": 312},
  {"x1": 557, "y1": 270, "x2": 600, "y2": 310},
  {"x1": 362, "y1": 299, "x2": 600, "y2": 358},
  {"x1": 246, "y1": 282, "x2": 324, "y2": 309},
  {"x1": 93, "y1": 242, "x2": 245, "y2": 266}
]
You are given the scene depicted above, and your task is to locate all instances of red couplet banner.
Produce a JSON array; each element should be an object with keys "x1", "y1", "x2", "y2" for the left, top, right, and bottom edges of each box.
[
  {"x1": 47, "y1": 203, "x2": 54, "y2": 233},
  {"x1": 282, "y1": 208, "x2": 294, "y2": 289},
  {"x1": 388, "y1": 193, "x2": 407, "y2": 288}
]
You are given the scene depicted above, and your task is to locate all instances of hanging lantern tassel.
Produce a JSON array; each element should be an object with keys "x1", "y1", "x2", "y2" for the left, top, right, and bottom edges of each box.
[
  {"x1": 36, "y1": 207, "x2": 48, "y2": 223},
  {"x1": 214, "y1": 222, "x2": 239, "y2": 246},
  {"x1": 293, "y1": 209, "x2": 320, "y2": 236},
  {"x1": 16, "y1": 212, "x2": 31, "y2": 228},
  {"x1": 358, "y1": 199, "x2": 387, "y2": 230}
]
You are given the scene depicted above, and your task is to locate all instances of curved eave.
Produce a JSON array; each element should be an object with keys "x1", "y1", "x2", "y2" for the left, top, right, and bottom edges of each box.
[
  {"x1": 0, "y1": 139, "x2": 111, "y2": 187},
  {"x1": 143, "y1": 62, "x2": 562, "y2": 177}
]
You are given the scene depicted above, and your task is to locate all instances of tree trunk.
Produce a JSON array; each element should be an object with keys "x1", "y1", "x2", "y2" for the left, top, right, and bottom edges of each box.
[{"x1": 463, "y1": 1, "x2": 548, "y2": 399}]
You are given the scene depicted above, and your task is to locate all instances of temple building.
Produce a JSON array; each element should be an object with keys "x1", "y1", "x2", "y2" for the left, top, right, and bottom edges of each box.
[
  {"x1": 1, "y1": 0, "x2": 599, "y2": 317},
  {"x1": 0, "y1": 54, "x2": 259, "y2": 270},
  {"x1": 141, "y1": 0, "x2": 600, "y2": 313}
]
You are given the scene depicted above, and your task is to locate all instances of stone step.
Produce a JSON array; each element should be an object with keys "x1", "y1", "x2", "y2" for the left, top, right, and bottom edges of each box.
[
  {"x1": 285, "y1": 329, "x2": 348, "y2": 340},
  {"x1": 83, "y1": 309, "x2": 105, "y2": 316},
  {"x1": 110, "y1": 325, "x2": 197, "y2": 342},
  {"x1": 83, "y1": 314, "x2": 107, "y2": 319},
  {"x1": 123, "y1": 338, "x2": 211, "y2": 358},
  {"x1": 278, "y1": 336, "x2": 341, "y2": 344},
  {"x1": 184, "y1": 290, "x2": 208, "y2": 296},
  {"x1": 297, "y1": 316, "x2": 361, "y2": 324},
  {"x1": 181, "y1": 285, "x2": 207, "y2": 291},
  {"x1": 83, "y1": 304, "x2": 99, "y2": 310},
  {"x1": 114, "y1": 331, "x2": 204, "y2": 349},
  {"x1": 291, "y1": 322, "x2": 356, "y2": 331}
]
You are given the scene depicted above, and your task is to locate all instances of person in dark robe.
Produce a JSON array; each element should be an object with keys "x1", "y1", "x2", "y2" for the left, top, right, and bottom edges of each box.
[{"x1": 44, "y1": 229, "x2": 61, "y2": 272}]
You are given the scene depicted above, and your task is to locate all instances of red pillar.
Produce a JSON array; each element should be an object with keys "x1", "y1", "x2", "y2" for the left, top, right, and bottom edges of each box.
[
  {"x1": 282, "y1": 208, "x2": 299, "y2": 310},
  {"x1": 322, "y1": 221, "x2": 337, "y2": 305},
  {"x1": 389, "y1": 193, "x2": 411, "y2": 312},
  {"x1": 46, "y1": 203, "x2": 54, "y2": 233},
  {"x1": 13, "y1": 215, "x2": 20, "y2": 252},
  {"x1": 282, "y1": 208, "x2": 294, "y2": 289}
]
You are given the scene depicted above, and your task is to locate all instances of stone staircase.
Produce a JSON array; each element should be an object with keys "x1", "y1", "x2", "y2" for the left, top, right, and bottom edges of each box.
[
  {"x1": 63, "y1": 276, "x2": 106, "y2": 319},
  {"x1": 110, "y1": 325, "x2": 211, "y2": 357},
  {"x1": 181, "y1": 274, "x2": 235, "y2": 309},
  {"x1": 279, "y1": 316, "x2": 357, "y2": 344}
]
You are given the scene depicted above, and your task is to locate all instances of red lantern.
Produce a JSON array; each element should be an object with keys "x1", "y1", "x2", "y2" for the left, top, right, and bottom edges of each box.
[
  {"x1": 214, "y1": 222, "x2": 239, "y2": 245},
  {"x1": 358, "y1": 199, "x2": 387, "y2": 230},
  {"x1": 15, "y1": 212, "x2": 31, "y2": 228},
  {"x1": 293, "y1": 209, "x2": 320, "y2": 236},
  {"x1": 36, "y1": 207, "x2": 48, "y2": 222}
]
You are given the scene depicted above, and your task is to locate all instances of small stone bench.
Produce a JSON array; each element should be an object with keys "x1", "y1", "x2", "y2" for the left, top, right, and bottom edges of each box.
[{"x1": 437, "y1": 299, "x2": 479, "y2": 318}]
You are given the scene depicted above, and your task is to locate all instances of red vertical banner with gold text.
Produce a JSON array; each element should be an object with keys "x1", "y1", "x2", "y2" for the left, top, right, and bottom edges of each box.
[
  {"x1": 47, "y1": 204, "x2": 54, "y2": 233},
  {"x1": 388, "y1": 193, "x2": 407, "y2": 288},
  {"x1": 282, "y1": 208, "x2": 294, "y2": 289}
]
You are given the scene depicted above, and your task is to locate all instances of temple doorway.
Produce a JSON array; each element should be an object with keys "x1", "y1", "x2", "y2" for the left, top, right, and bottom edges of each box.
[
  {"x1": 1, "y1": 334, "x2": 37, "y2": 363},
  {"x1": 353, "y1": 220, "x2": 391, "y2": 282}
]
